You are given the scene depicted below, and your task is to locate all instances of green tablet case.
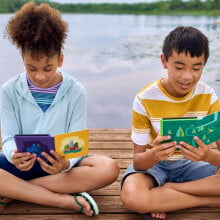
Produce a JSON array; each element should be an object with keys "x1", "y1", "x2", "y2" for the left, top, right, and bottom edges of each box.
[{"x1": 160, "y1": 111, "x2": 220, "y2": 147}]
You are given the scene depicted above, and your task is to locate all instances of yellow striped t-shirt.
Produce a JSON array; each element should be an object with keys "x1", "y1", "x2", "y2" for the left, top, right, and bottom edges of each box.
[{"x1": 132, "y1": 79, "x2": 220, "y2": 160}]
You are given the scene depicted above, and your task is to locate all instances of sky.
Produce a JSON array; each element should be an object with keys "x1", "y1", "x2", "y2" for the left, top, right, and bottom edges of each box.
[{"x1": 52, "y1": 0, "x2": 160, "y2": 3}]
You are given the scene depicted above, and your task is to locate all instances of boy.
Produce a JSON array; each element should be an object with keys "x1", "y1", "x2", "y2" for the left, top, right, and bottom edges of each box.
[{"x1": 120, "y1": 26, "x2": 220, "y2": 219}]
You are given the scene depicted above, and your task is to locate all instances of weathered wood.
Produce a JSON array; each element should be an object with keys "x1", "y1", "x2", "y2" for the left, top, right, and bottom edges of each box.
[
  {"x1": 90, "y1": 141, "x2": 133, "y2": 149},
  {"x1": 3, "y1": 196, "x2": 128, "y2": 214},
  {"x1": 1, "y1": 213, "x2": 220, "y2": 220},
  {"x1": 89, "y1": 129, "x2": 131, "y2": 142},
  {"x1": 166, "y1": 213, "x2": 220, "y2": 219},
  {"x1": 0, "y1": 214, "x2": 145, "y2": 220},
  {"x1": 90, "y1": 149, "x2": 133, "y2": 159},
  {"x1": 0, "y1": 128, "x2": 220, "y2": 219}
]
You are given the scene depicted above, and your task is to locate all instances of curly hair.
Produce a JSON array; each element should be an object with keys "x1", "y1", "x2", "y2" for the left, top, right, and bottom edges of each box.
[{"x1": 6, "y1": 2, "x2": 68, "y2": 59}]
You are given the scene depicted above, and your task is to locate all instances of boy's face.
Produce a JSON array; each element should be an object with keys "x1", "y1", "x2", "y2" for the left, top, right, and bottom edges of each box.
[
  {"x1": 160, "y1": 50, "x2": 205, "y2": 98},
  {"x1": 22, "y1": 52, "x2": 63, "y2": 88}
]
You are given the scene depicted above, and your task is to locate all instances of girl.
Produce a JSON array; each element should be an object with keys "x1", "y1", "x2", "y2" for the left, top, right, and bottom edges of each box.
[{"x1": 0, "y1": 2, "x2": 119, "y2": 216}]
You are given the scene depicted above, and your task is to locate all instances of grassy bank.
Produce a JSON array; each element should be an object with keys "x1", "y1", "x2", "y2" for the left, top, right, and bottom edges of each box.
[{"x1": 0, "y1": 0, "x2": 220, "y2": 16}]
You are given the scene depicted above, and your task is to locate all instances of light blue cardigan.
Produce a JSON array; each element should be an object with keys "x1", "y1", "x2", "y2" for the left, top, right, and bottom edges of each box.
[{"x1": 0, "y1": 72, "x2": 87, "y2": 170}]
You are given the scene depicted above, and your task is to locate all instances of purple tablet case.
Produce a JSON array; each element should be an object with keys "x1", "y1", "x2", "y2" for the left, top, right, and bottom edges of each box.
[{"x1": 14, "y1": 134, "x2": 55, "y2": 159}]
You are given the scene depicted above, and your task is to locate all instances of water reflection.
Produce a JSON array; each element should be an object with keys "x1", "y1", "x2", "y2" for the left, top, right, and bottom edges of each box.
[{"x1": 0, "y1": 14, "x2": 220, "y2": 128}]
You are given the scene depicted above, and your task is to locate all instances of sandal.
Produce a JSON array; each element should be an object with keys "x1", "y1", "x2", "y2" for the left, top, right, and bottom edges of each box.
[
  {"x1": 73, "y1": 192, "x2": 99, "y2": 216},
  {"x1": 0, "y1": 197, "x2": 11, "y2": 206}
]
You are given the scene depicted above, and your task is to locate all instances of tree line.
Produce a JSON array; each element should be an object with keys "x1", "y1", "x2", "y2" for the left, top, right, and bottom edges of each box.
[{"x1": 1, "y1": 0, "x2": 220, "y2": 15}]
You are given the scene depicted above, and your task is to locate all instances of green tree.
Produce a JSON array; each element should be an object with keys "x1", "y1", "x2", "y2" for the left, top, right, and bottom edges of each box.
[{"x1": 176, "y1": 127, "x2": 185, "y2": 137}]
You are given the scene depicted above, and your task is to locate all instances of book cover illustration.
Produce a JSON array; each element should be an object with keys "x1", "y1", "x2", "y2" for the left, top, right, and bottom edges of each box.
[
  {"x1": 160, "y1": 111, "x2": 220, "y2": 147},
  {"x1": 54, "y1": 129, "x2": 89, "y2": 159},
  {"x1": 14, "y1": 129, "x2": 89, "y2": 160}
]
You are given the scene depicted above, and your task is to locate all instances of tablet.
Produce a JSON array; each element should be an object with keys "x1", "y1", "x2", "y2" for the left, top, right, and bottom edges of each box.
[{"x1": 14, "y1": 134, "x2": 55, "y2": 159}]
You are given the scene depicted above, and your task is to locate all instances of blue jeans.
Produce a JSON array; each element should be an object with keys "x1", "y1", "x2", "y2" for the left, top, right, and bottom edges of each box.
[
  {"x1": 121, "y1": 159, "x2": 218, "y2": 187},
  {"x1": 0, "y1": 153, "x2": 87, "y2": 180}
]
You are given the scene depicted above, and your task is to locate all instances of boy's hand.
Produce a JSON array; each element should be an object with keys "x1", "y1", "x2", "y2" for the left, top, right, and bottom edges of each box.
[
  {"x1": 152, "y1": 134, "x2": 177, "y2": 161},
  {"x1": 178, "y1": 136, "x2": 210, "y2": 161},
  {"x1": 37, "y1": 150, "x2": 70, "y2": 174},
  {"x1": 12, "y1": 149, "x2": 36, "y2": 171}
]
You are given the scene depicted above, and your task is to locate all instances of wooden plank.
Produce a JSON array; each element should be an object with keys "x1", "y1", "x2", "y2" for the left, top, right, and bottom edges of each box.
[
  {"x1": 0, "y1": 214, "x2": 145, "y2": 220},
  {"x1": 89, "y1": 129, "x2": 131, "y2": 142},
  {"x1": 116, "y1": 159, "x2": 132, "y2": 169},
  {"x1": 90, "y1": 169, "x2": 129, "y2": 195},
  {"x1": 90, "y1": 141, "x2": 133, "y2": 149},
  {"x1": 5, "y1": 197, "x2": 220, "y2": 216},
  {"x1": 90, "y1": 128, "x2": 131, "y2": 135},
  {"x1": 1, "y1": 213, "x2": 220, "y2": 220},
  {"x1": 166, "y1": 212, "x2": 220, "y2": 219},
  {"x1": 89, "y1": 149, "x2": 133, "y2": 159},
  {"x1": 90, "y1": 182, "x2": 121, "y2": 196},
  {"x1": 173, "y1": 206, "x2": 220, "y2": 213},
  {"x1": 3, "y1": 200, "x2": 220, "y2": 217},
  {"x1": 2, "y1": 196, "x2": 128, "y2": 214}
]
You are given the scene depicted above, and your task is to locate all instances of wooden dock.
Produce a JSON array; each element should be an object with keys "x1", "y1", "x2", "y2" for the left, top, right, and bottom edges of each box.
[{"x1": 1, "y1": 128, "x2": 220, "y2": 219}]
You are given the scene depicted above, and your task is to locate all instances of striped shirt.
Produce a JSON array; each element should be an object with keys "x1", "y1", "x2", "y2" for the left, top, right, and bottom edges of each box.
[
  {"x1": 132, "y1": 79, "x2": 220, "y2": 160},
  {"x1": 27, "y1": 78, "x2": 62, "y2": 112}
]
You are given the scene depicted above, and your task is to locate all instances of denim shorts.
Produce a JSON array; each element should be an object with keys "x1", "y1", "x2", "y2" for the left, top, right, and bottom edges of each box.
[
  {"x1": 0, "y1": 153, "x2": 89, "y2": 180},
  {"x1": 121, "y1": 159, "x2": 218, "y2": 187}
]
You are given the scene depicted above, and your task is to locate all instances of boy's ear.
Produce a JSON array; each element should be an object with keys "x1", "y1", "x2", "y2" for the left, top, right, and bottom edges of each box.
[
  {"x1": 58, "y1": 54, "x2": 64, "y2": 67},
  {"x1": 160, "y1": 54, "x2": 168, "y2": 69}
]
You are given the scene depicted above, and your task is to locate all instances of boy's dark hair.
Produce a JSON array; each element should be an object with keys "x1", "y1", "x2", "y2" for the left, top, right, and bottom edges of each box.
[
  {"x1": 162, "y1": 26, "x2": 209, "y2": 64},
  {"x1": 6, "y1": 2, "x2": 68, "y2": 59}
]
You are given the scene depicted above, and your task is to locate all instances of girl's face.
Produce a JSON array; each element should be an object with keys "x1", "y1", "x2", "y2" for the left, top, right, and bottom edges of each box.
[{"x1": 22, "y1": 52, "x2": 63, "y2": 88}]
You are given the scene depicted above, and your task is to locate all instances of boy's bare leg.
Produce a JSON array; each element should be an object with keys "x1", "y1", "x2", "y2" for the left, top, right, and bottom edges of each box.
[
  {"x1": 163, "y1": 169, "x2": 220, "y2": 196},
  {"x1": 0, "y1": 156, "x2": 119, "y2": 216},
  {"x1": 121, "y1": 173, "x2": 220, "y2": 216}
]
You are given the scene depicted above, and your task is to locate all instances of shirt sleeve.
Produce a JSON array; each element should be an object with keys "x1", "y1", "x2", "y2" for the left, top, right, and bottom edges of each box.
[
  {"x1": 208, "y1": 87, "x2": 220, "y2": 114},
  {"x1": 68, "y1": 82, "x2": 87, "y2": 132},
  {"x1": 0, "y1": 86, "x2": 19, "y2": 163},
  {"x1": 131, "y1": 95, "x2": 152, "y2": 146},
  {"x1": 65, "y1": 82, "x2": 87, "y2": 170}
]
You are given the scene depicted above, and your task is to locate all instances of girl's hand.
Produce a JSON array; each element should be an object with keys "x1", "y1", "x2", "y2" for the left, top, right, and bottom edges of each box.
[
  {"x1": 12, "y1": 149, "x2": 36, "y2": 171},
  {"x1": 152, "y1": 134, "x2": 177, "y2": 161},
  {"x1": 178, "y1": 136, "x2": 210, "y2": 161},
  {"x1": 37, "y1": 150, "x2": 70, "y2": 174}
]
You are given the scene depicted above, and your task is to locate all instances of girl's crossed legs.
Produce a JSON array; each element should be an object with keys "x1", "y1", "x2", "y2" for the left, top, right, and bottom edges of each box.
[{"x1": 0, "y1": 154, "x2": 119, "y2": 216}]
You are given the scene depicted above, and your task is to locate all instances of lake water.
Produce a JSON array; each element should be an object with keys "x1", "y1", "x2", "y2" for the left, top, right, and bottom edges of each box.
[{"x1": 1, "y1": 14, "x2": 220, "y2": 128}]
